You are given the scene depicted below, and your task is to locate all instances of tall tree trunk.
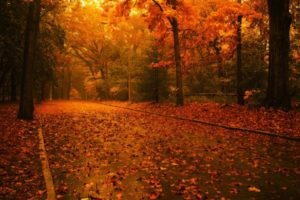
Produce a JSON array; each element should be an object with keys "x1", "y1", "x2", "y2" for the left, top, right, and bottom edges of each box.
[
  {"x1": 1, "y1": 84, "x2": 4, "y2": 103},
  {"x1": 101, "y1": 62, "x2": 109, "y2": 99},
  {"x1": 18, "y1": 0, "x2": 41, "y2": 120},
  {"x1": 61, "y1": 67, "x2": 65, "y2": 99},
  {"x1": 127, "y1": 56, "x2": 132, "y2": 102},
  {"x1": 105, "y1": 63, "x2": 109, "y2": 99},
  {"x1": 10, "y1": 70, "x2": 17, "y2": 102},
  {"x1": 212, "y1": 38, "x2": 227, "y2": 92},
  {"x1": 167, "y1": 0, "x2": 183, "y2": 106},
  {"x1": 171, "y1": 17, "x2": 184, "y2": 106},
  {"x1": 154, "y1": 68, "x2": 159, "y2": 103},
  {"x1": 266, "y1": 0, "x2": 291, "y2": 109},
  {"x1": 41, "y1": 81, "x2": 45, "y2": 101},
  {"x1": 0, "y1": 64, "x2": 10, "y2": 89},
  {"x1": 36, "y1": 81, "x2": 42, "y2": 104},
  {"x1": 66, "y1": 65, "x2": 71, "y2": 100},
  {"x1": 236, "y1": 0, "x2": 244, "y2": 105},
  {"x1": 212, "y1": 38, "x2": 223, "y2": 78},
  {"x1": 49, "y1": 82, "x2": 53, "y2": 100},
  {"x1": 153, "y1": 0, "x2": 184, "y2": 105}
]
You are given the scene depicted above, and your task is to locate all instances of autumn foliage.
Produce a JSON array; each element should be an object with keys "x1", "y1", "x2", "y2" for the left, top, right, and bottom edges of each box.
[{"x1": 1, "y1": 1, "x2": 300, "y2": 199}]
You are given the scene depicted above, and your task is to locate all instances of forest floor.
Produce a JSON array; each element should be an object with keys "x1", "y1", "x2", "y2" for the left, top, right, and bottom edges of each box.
[{"x1": 0, "y1": 100, "x2": 300, "y2": 200}]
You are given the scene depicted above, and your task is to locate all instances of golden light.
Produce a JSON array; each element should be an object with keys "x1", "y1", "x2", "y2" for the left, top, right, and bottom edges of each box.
[{"x1": 79, "y1": 0, "x2": 103, "y2": 8}]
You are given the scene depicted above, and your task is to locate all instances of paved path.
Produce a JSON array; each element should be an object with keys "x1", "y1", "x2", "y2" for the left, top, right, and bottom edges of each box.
[{"x1": 36, "y1": 101, "x2": 300, "y2": 200}]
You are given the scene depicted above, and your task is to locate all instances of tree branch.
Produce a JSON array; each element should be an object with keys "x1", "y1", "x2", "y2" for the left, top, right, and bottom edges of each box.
[{"x1": 152, "y1": 0, "x2": 164, "y2": 12}]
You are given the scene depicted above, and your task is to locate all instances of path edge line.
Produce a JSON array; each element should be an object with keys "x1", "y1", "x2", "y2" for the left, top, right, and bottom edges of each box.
[{"x1": 38, "y1": 128, "x2": 56, "y2": 200}]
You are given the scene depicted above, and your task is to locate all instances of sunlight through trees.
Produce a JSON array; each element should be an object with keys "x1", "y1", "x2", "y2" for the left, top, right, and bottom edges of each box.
[{"x1": 0, "y1": 0, "x2": 299, "y2": 118}]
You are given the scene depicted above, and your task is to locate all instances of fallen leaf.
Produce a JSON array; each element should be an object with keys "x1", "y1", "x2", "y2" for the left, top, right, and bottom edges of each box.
[{"x1": 248, "y1": 186, "x2": 261, "y2": 192}]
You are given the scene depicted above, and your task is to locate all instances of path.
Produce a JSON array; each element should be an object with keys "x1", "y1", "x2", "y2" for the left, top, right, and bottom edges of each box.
[{"x1": 34, "y1": 101, "x2": 300, "y2": 199}]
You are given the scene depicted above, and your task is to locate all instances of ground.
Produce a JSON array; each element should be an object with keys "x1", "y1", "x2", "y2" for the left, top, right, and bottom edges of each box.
[{"x1": 0, "y1": 101, "x2": 300, "y2": 200}]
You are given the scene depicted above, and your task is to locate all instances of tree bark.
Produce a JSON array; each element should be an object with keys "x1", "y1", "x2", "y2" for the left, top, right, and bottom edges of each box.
[
  {"x1": 171, "y1": 17, "x2": 184, "y2": 106},
  {"x1": 154, "y1": 68, "x2": 159, "y2": 103},
  {"x1": 61, "y1": 66, "x2": 65, "y2": 99},
  {"x1": 152, "y1": 0, "x2": 184, "y2": 106},
  {"x1": 266, "y1": 0, "x2": 291, "y2": 109},
  {"x1": 18, "y1": 0, "x2": 41, "y2": 120},
  {"x1": 169, "y1": 0, "x2": 184, "y2": 106},
  {"x1": 0, "y1": 63, "x2": 10, "y2": 89},
  {"x1": 236, "y1": 0, "x2": 244, "y2": 105},
  {"x1": 66, "y1": 65, "x2": 71, "y2": 100},
  {"x1": 212, "y1": 38, "x2": 223, "y2": 78},
  {"x1": 127, "y1": 56, "x2": 132, "y2": 102},
  {"x1": 49, "y1": 82, "x2": 53, "y2": 100},
  {"x1": 1, "y1": 81, "x2": 5, "y2": 103},
  {"x1": 41, "y1": 81, "x2": 45, "y2": 101},
  {"x1": 10, "y1": 70, "x2": 17, "y2": 102}
]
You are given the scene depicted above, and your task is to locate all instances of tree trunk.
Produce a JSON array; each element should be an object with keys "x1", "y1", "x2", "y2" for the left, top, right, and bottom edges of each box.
[
  {"x1": 167, "y1": 0, "x2": 184, "y2": 106},
  {"x1": 18, "y1": 0, "x2": 41, "y2": 120},
  {"x1": 49, "y1": 82, "x2": 53, "y2": 100},
  {"x1": 36, "y1": 81, "x2": 42, "y2": 104},
  {"x1": 154, "y1": 68, "x2": 159, "y2": 103},
  {"x1": 266, "y1": 0, "x2": 291, "y2": 109},
  {"x1": 153, "y1": 0, "x2": 183, "y2": 105},
  {"x1": 66, "y1": 65, "x2": 71, "y2": 100},
  {"x1": 41, "y1": 81, "x2": 45, "y2": 101},
  {"x1": 1, "y1": 81, "x2": 4, "y2": 103},
  {"x1": 171, "y1": 18, "x2": 184, "y2": 106},
  {"x1": 61, "y1": 66, "x2": 65, "y2": 99},
  {"x1": 10, "y1": 70, "x2": 17, "y2": 102},
  {"x1": 212, "y1": 38, "x2": 223, "y2": 78},
  {"x1": 127, "y1": 57, "x2": 132, "y2": 102},
  {"x1": 105, "y1": 63, "x2": 109, "y2": 99},
  {"x1": 0, "y1": 64, "x2": 10, "y2": 89},
  {"x1": 101, "y1": 62, "x2": 109, "y2": 99},
  {"x1": 236, "y1": 0, "x2": 244, "y2": 105}
]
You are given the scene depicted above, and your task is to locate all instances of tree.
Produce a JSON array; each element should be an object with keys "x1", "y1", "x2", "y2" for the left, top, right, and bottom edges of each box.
[
  {"x1": 35, "y1": 3, "x2": 66, "y2": 102},
  {"x1": 0, "y1": 0, "x2": 27, "y2": 103},
  {"x1": 61, "y1": 3, "x2": 120, "y2": 99},
  {"x1": 265, "y1": 0, "x2": 291, "y2": 109},
  {"x1": 151, "y1": 0, "x2": 184, "y2": 105},
  {"x1": 18, "y1": 0, "x2": 41, "y2": 120},
  {"x1": 114, "y1": 0, "x2": 186, "y2": 105},
  {"x1": 236, "y1": 0, "x2": 244, "y2": 105}
]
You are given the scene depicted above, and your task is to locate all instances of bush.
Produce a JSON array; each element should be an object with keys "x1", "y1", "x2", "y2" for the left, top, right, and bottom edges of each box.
[{"x1": 244, "y1": 89, "x2": 265, "y2": 108}]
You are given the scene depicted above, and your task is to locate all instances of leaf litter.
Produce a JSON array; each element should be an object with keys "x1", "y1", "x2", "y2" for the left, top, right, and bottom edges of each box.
[{"x1": 1, "y1": 101, "x2": 300, "y2": 199}]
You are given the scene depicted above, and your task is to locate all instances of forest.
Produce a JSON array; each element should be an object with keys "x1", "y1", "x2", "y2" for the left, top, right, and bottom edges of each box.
[
  {"x1": 1, "y1": 0, "x2": 300, "y2": 199},
  {"x1": 0, "y1": 0, "x2": 299, "y2": 116}
]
